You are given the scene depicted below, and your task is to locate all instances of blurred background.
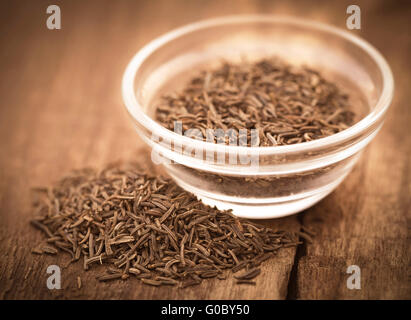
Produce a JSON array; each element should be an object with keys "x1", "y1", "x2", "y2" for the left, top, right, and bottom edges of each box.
[
  {"x1": 0, "y1": 0, "x2": 409, "y2": 183},
  {"x1": 0, "y1": 0, "x2": 409, "y2": 299}
]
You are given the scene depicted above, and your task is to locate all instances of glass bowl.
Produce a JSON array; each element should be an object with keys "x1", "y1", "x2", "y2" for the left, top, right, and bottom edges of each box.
[{"x1": 122, "y1": 15, "x2": 394, "y2": 219}]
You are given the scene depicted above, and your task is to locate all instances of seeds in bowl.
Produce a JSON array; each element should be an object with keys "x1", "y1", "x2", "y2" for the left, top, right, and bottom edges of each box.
[{"x1": 155, "y1": 57, "x2": 356, "y2": 146}]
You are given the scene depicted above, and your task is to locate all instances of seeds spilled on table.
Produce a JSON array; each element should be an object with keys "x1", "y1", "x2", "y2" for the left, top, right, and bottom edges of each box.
[{"x1": 30, "y1": 164, "x2": 306, "y2": 288}]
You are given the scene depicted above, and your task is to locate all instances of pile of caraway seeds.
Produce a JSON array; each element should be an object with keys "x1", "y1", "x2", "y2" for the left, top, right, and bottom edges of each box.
[{"x1": 30, "y1": 164, "x2": 311, "y2": 288}]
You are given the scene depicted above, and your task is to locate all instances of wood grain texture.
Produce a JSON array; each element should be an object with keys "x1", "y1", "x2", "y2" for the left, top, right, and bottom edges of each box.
[{"x1": 0, "y1": 0, "x2": 409, "y2": 300}]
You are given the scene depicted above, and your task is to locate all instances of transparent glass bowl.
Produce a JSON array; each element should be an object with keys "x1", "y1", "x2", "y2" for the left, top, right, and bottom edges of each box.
[{"x1": 122, "y1": 15, "x2": 393, "y2": 219}]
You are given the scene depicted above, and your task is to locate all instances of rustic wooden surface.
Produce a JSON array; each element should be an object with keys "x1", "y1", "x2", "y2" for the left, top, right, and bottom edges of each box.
[{"x1": 0, "y1": 0, "x2": 409, "y2": 300}]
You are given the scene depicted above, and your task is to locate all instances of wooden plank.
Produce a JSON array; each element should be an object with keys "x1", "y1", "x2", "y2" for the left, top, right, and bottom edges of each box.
[
  {"x1": 289, "y1": 0, "x2": 411, "y2": 299},
  {"x1": 0, "y1": 0, "x2": 409, "y2": 300},
  {"x1": 0, "y1": 0, "x2": 299, "y2": 300},
  {"x1": 293, "y1": 143, "x2": 410, "y2": 299}
]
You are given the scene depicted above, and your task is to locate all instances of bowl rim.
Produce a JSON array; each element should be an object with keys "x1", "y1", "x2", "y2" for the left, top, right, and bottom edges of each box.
[{"x1": 122, "y1": 14, "x2": 394, "y2": 157}]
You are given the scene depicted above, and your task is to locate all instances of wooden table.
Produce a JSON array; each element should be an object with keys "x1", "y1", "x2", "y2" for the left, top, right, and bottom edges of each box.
[{"x1": 0, "y1": 0, "x2": 409, "y2": 300}]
